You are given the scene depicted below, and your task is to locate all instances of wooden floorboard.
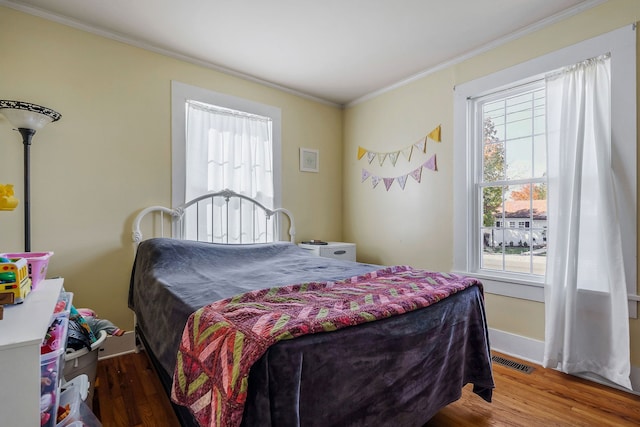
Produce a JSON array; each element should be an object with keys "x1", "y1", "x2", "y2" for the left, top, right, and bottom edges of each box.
[
  {"x1": 94, "y1": 351, "x2": 640, "y2": 426},
  {"x1": 95, "y1": 351, "x2": 180, "y2": 427}
]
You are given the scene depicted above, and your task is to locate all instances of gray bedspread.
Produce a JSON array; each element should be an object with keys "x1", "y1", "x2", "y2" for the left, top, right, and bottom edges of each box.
[{"x1": 129, "y1": 238, "x2": 494, "y2": 426}]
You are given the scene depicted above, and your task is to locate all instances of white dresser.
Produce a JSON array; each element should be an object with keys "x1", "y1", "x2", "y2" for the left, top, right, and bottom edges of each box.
[
  {"x1": 298, "y1": 242, "x2": 356, "y2": 262},
  {"x1": 0, "y1": 278, "x2": 64, "y2": 427}
]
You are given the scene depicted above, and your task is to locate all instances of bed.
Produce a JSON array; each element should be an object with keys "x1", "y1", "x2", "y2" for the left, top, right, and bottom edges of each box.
[{"x1": 128, "y1": 189, "x2": 494, "y2": 427}]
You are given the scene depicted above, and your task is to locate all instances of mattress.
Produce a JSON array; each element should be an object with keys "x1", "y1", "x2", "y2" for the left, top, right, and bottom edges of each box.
[{"x1": 129, "y1": 238, "x2": 494, "y2": 426}]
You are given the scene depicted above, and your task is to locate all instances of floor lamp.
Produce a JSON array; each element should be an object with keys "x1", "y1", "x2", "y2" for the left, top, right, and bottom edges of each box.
[{"x1": 0, "y1": 100, "x2": 61, "y2": 252}]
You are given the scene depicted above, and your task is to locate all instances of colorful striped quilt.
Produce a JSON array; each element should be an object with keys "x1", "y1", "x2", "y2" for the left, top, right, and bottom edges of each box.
[{"x1": 171, "y1": 265, "x2": 482, "y2": 427}]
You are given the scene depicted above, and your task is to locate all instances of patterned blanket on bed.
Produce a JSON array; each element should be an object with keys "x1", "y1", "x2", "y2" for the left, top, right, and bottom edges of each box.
[{"x1": 171, "y1": 265, "x2": 482, "y2": 427}]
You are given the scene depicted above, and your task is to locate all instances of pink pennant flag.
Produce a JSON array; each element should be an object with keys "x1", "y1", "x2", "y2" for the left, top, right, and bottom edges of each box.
[
  {"x1": 423, "y1": 154, "x2": 437, "y2": 171},
  {"x1": 409, "y1": 166, "x2": 423, "y2": 183},
  {"x1": 361, "y1": 169, "x2": 371, "y2": 182},
  {"x1": 371, "y1": 176, "x2": 381, "y2": 188},
  {"x1": 383, "y1": 178, "x2": 394, "y2": 191},
  {"x1": 366, "y1": 152, "x2": 376, "y2": 164},
  {"x1": 397, "y1": 175, "x2": 408, "y2": 190}
]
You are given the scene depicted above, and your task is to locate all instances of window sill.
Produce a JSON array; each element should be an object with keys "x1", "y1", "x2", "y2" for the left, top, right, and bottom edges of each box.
[{"x1": 452, "y1": 270, "x2": 544, "y2": 302}]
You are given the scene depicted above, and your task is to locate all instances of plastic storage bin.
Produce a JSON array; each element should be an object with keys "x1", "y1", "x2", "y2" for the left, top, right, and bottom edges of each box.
[
  {"x1": 41, "y1": 316, "x2": 69, "y2": 427},
  {"x1": 54, "y1": 379, "x2": 102, "y2": 427},
  {"x1": 53, "y1": 291, "x2": 73, "y2": 321},
  {"x1": 63, "y1": 330, "x2": 107, "y2": 408},
  {"x1": 1, "y1": 251, "x2": 53, "y2": 287},
  {"x1": 55, "y1": 383, "x2": 81, "y2": 427}
]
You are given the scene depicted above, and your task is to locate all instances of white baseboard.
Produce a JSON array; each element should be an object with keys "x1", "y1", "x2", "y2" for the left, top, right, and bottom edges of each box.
[
  {"x1": 488, "y1": 328, "x2": 545, "y2": 365},
  {"x1": 489, "y1": 327, "x2": 640, "y2": 394},
  {"x1": 97, "y1": 331, "x2": 137, "y2": 360}
]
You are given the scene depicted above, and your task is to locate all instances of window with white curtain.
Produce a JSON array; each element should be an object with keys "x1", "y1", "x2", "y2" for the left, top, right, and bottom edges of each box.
[
  {"x1": 475, "y1": 83, "x2": 547, "y2": 277},
  {"x1": 453, "y1": 25, "x2": 636, "y2": 311},
  {"x1": 171, "y1": 81, "x2": 282, "y2": 243}
]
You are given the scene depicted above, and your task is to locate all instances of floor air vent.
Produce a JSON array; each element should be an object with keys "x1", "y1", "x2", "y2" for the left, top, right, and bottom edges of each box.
[{"x1": 491, "y1": 355, "x2": 535, "y2": 374}]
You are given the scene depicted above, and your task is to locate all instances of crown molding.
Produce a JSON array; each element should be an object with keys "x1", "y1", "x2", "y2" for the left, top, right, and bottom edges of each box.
[
  {"x1": 346, "y1": 0, "x2": 608, "y2": 107},
  {"x1": 0, "y1": 0, "x2": 342, "y2": 108},
  {"x1": 1, "y1": 0, "x2": 608, "y2": 108}
]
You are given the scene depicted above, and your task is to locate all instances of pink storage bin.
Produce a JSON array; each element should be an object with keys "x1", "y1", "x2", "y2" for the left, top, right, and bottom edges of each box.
[{"x1": 2, "y1": 251, "x2": 53, "y2": 287}]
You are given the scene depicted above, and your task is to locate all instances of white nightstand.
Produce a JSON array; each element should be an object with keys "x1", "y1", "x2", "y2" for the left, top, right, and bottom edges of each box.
[{"x1": 298, "y1": 242, "x2": 356, "y2": 262}]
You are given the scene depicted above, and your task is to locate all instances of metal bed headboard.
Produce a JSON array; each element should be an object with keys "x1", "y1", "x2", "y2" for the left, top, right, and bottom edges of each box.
[{"x1": 132, "y1": 189, "x2": 296, "y2": 247}]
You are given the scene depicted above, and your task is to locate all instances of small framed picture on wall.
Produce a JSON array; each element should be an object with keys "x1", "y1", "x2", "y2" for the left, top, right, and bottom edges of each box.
[{"x1": 300, "y1": 148, "x2": 319, "y2": 172}]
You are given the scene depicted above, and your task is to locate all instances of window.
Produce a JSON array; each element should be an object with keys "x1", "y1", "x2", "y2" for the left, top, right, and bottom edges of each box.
[
  {"x1": 184, "y1": 100, "x2": 273, "y2": 203},
  {"x1": 476, "y1": 83, "x2": 547, "y2": 276},
  {"x1": 453, "y1": 26, "x2": 636, "y2": 307},
  {"x1": 171, "y1": 81, "x2": 282, "y2": 242}
]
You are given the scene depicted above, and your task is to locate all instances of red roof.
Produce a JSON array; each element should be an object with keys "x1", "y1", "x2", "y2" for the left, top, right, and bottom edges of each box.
[{"x1": 497, "y1": 200, "x2": 547, "y2": 220}]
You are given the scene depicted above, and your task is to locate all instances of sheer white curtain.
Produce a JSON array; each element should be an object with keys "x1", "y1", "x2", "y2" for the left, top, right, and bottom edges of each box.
[
  {"x1": 185, "y1": 100, "x2": 274, "y2": 243},
  {"x1": 543, "y1": 54, "x2": 631, "y2": 389}
]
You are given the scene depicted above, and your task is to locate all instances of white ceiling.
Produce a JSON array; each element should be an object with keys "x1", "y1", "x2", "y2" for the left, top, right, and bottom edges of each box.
[{"x1": 2, "y1": 0, "x2": 603, "y2": 105}]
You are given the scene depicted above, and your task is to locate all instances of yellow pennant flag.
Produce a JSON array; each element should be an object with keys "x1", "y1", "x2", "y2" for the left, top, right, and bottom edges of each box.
[
  {"x1": 357, "y1": 146, "x2": 367, "y2": 160},
  {"x1": 427, "y1": 125, "x2": 441, "y2": 142}
]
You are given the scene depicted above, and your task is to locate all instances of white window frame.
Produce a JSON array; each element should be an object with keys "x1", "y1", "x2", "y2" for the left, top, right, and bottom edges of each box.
[
  {"x1": 453, "y1": 25, "x2": 636, "y2": 315},
  {"x1": 171, "y1": 80, "x2": 282, "y2": 210}
]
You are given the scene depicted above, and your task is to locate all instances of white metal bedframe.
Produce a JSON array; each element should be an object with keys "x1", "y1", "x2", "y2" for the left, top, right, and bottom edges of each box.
[
  {"x1": 132, "y1": 189, "x2": 296, "y2": 246},
  {"x1": 130, "y1": 189, "x2": 296, "y2": 353}
]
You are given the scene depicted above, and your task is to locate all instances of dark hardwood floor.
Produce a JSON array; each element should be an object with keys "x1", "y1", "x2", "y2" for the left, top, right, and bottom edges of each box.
[
  {"x1": 94, "y1": 350, "x2": 179, "y2": 426},
  {"x1": 94, "y1": 351, "x2": 640, "y2": 427}
]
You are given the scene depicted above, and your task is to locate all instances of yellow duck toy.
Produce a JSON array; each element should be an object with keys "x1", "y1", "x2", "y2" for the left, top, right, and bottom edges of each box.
[{"x1": 0, "y1": 184, "x2": 19, "y2": 211}]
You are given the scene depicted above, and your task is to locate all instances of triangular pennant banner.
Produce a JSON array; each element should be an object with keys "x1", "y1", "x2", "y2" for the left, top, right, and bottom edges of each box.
[
  {"x1": 388, "y1": 151, "x2": 400, "y2": 166},
  {"x1": 361, "y1": 169, "x2": 371, "y2": 182},
  {"x1": 409, "y1": 166, "x2": 423, "y2": 183},
  {"x1": 427, "y1": 125, "x2": 441, "y2": 142},
  {"x1": 371, "y1": 176, "x2": 381, "y2": 188},
  {"x1": 397, "y1": 175, "x2": 408, "y2": 190},
  {"x1": 383, "y1": 178, "x2": 395, "y2": 191},
  {"x1": 423, "y1": 154, "x2": 437, "y2": 171},
  {"x1": 401, "y1": 146, "x2": 413, "y2": 162},
  {"x1": 357, "y1": 125, "x2": 442, "y2": 164},
  {"x1": 366, "y1": 152, "x2": 376, "y2": 164}
]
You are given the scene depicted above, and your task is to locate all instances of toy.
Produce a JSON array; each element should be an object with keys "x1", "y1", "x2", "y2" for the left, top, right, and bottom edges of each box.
[
  {"x1": 40, "y1": 358, "x2": 58, "y2": 426},
  {"x1": 0, "y1": 257, "x2": 15, "y2": 282},
  {"x1": 56, "y1": 403, "x2": 71, "y2": 424},
  {"x1": 0, "y1": 184, "x2": 19, "y2": 211},
  {"x1": 41, "y1": 318, "x2": 64, "y2": 354},
  {"x1": 0, "y1": 257, "x2": 32, "y2": 303}
]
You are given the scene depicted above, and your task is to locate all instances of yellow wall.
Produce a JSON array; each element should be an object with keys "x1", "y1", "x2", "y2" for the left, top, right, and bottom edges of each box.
[
  {"x1": 0, "y1": 7, "x2": 345, "y2": 330},
  {"x1": 1, "y1": 1, "x2": 639, "y2": 369},
  {"x1": 344, "y1": 0, "x2": 640, "y2": 365}
]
